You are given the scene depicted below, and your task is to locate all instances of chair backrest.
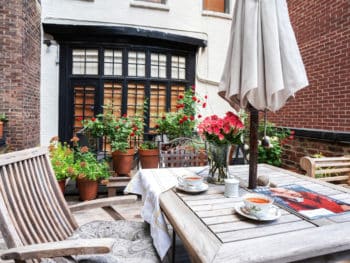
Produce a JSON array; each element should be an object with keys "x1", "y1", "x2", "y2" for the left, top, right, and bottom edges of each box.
[
  {"x1": 159, "y1": 137, "x2": 208, "y2": 168},
  {"x1": 0, "y1": 147, "x2": 78, "y2": 249}
]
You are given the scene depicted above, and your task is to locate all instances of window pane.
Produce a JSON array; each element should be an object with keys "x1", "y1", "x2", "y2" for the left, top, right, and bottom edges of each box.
[
  {"x1": 159, "y1": 67, "x2": 166, "y2": 78},
  {"x1": 73, "y1": 85, "x2": 96, "y2": 133},
  {"x1": 127, "y1": 83, "x2": 145, "y2": 117},
  {"x1": 170, "y1": 85, "x2": 186, "y2": 112},
  {"x1": 86, "y1": 62, "x2": 98, "y2": 75},
  {"x1": 129, "y1": 64, "x2": 136, "y2": 76},
  {"x1": 104, "y1": 82, "x2": 122, "y2": 114},
  {"x1": 203, "y1": 0, "x2": 228, "y2": 13},
  {"x1": 128, "y1": 51, "x2": 145, "y2": 77},
  {"x1": 104, "y1": 63, "x2": 113, "y2": 75},
  {"x1": 104, "y1": 49, "x2": 123, "y2": 76},
  {"x1": 171, "y1": 55, "x2": 186, "y2": 79},
  {"x1": 151, "y1": 65, "x2": 158, "y2": 78},
  {"x1": 150, "y1": 84, "x2": 167, "y2": 129},
  {"x1": 72, "y1": 62, "x2": 85, "y2": 75},
  {"x1": 72, "y1": 48, "x2": 98, "y2": 75}
]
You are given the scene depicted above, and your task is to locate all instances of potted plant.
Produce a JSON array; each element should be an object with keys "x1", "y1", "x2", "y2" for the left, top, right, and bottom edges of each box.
[
  {"x1": 138, "y1": 141, "x2": 159, "y2": 169},
  {"x1": 110, "y1": 114, "x2": 144, "y2": 176},
  {"x1": 0, "y1": 113, "x2": 8, "y2": 139},
  {"x1": 73, "y1": 145, "x2": 110, "y2": 201},
  {"x1": 155, "y1": 87, "x2": 205, "y2": 140},
  {"x1": 48, "y1": 136, "x2": 75, "y2": 194}
]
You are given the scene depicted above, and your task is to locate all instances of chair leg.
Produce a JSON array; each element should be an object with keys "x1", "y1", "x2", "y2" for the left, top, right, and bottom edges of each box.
[{"x1": 172, "y1": 228, "x2": 176, "y2": 263}]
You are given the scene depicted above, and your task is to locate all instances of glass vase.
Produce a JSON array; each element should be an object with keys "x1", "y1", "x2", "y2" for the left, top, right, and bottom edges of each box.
[{"x1": 206, "y1": 142, "x2": 231, "y2": 184}]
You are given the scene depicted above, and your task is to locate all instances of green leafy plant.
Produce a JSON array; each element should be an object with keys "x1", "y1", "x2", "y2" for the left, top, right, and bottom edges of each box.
[
  {"x1": 155, "y1": 87, "x2": 205, "y2": 140},
  {"x1": 49, "y1": 137, "x2": 75, "y2": 181},
  {"x1": 257, "y1": 122, "x2": 291, "y2": 166},
  {"x1": 111, "y1": 114, "x2": 144, "y2": 152},
  {"x1": 73, "y1": 145, "x2": 110, "y2": 181},
  {"x1": 139, "y1": 141, "x2": 158, "y2": 150},
  {"x1": 0, "y1": 113, "x2": 8, "y2": 122}
]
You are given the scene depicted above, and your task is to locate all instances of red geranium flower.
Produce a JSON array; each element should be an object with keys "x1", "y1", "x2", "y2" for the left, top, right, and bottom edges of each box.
[
  {"x1": 202, "y1": 102, "x2": 207, "y2": 108},
  {"x1": 178, "y1": 94, "x2": 184, "y2": 99},
  {"x1": 91, "y1": 117, "x2": 96, "y2": 122},
  {"x1": 192, "y1": 96, "x2": 197, "y2": 101},
  {"x1": 190, "y1": 115, "x2": 195, "y2": 121},
  {"x1": 130, "y1": 132, "x2": 135, "y2": 137},
  {"x1": 76, "y1": 116, "x2": 83, "y2": 122},
  {"x1": 198, "y1": 114, "x2": 202, "y2": 118},
  {"x1": 183, "y1": 115, "x2": 188, "y2": 121},
  {"x1": 204, "y1": 95, "x2": 208, "y2": 99},
  {"x1": 122, "y1": 113, "x2": 127, "y2": 118}
]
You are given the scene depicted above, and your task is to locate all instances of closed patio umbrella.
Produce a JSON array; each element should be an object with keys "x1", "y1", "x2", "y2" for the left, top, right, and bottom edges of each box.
[{"x1": 218, "y1": 0, "x2": 308, "y2": 188}]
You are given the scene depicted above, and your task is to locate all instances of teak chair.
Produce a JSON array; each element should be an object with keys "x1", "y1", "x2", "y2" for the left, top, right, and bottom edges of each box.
[
  {"x1": 0, "y1": 147, "x2": 159, "y2": 263},
  {"x1": 159, "y1": 137, "x2": 208, "y2": 168}
]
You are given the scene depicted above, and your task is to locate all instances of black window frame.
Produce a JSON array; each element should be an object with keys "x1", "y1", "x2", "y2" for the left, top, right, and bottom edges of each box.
[{"x1": 59, "y1": 43, "x2": 196, "y2": 142}]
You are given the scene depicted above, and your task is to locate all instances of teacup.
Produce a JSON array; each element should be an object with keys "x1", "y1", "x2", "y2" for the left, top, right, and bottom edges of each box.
[
  {"x1": 242, "y1": 193, "x2": 274, "y2": 217},
  {"x1": 178, "y1": 175, "x2": 203, "y2": 188}
]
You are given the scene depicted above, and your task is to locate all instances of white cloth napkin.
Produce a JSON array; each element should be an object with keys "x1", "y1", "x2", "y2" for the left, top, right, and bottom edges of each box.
[{"x1": 125, "y1": 167, "x2": 207, "y2": 259}]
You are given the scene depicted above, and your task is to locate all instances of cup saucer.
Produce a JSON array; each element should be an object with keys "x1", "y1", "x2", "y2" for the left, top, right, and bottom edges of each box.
[
  {"x1": 176, "y1": 182, "x2": 208, "y2": 194},
  {"x1": 234, "y1": 202, "x2": 281, "y2": 221}
]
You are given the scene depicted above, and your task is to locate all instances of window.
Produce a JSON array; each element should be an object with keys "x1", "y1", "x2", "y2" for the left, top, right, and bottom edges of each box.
[
  {"x1": 72, "y1": 49, "x2": 99, "y2": 75},
  {"x1": 128, "y1": 51, "x2": 146, "y2": 77},
  {"x1": 151, "y1": 53, "x2": 167, "y2": 78},
  {"x1": 104, "y1": 49, "x2": 123, "y2": 76},
  {"x1": 60, "y1": 45, "x2": 194, "y2": 142},
  {"x1": 171, "y1": 56, "x2": 186, "y2": 79},
  {"x1": 203, "y1": 0, "x2": 230, "y2": 13}
]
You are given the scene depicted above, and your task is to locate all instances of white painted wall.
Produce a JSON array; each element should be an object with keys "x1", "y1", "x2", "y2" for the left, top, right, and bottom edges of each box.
[{"x1": 40, "y1": 0, "x2": 235, "y2": 145}]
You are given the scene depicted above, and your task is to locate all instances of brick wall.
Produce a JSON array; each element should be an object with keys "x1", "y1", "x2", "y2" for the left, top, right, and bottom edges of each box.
[
  {"x1": 0, "y1": 1, "x2": 41, "y2": 150},
  {"x1": 281, "y1": 137, "x2": 350, "y2": 174},
  {"x1": 264, "y1": 1, "x2": 350, "y2": 171},
  {"x1": 268, "y1": 0, "x2": 350, "y2": 131}
]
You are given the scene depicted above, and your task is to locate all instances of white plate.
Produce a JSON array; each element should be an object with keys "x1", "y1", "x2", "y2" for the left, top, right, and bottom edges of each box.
[
  {"x1": 234, "y1": 202, "x2": 281, "y2": 221},
  {"x1": 176, "y1": 183, "x2": 209, "y2": 194}
]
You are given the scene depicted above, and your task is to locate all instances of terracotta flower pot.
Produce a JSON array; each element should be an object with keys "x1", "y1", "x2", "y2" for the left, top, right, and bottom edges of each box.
[
  {"x1": 138, "y1": 149, "x2": 159, "y2": 169},
  {"x1": 77, "y1": 178, "x2": 98, "y2": 201},
  {"x1": 57, "y1": 179, "x2": 66, "y2": 194},
  {"x1": 112, "y1": 148, "x2": 135, "y2": 176},
  {"x1": 0, "y1": 121, "x2": 3, "y2": 139}
]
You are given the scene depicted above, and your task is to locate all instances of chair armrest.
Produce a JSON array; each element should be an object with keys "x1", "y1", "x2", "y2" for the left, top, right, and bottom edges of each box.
[
  {"x1": 1, "y1": 238, "x2": 114, "y2": 261},
  {"x1": 69, "y1": 195, "x2": 137, "y2": 212}
]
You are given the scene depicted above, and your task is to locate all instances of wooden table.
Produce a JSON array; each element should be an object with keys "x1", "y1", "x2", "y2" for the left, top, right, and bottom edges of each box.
[{"x1": 159, "y1": 164, "x2": 350, "y2": 263}]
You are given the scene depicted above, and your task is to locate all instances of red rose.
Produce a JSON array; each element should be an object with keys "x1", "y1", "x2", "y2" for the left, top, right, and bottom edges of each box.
[
  {"x1": 190, "y1": 115, "x2": 195, "y2": 121},
  {"x1": 130, "y1": 132, "x2": 135, "y2": 137},
  {"x1": 192, "y1": 96, "x2": 197, "y2": 101},
  {"x1": 76, "y1": 116, "x2": 83, "y2": 122},
  {"x1": 202, "y1": 103, "x2": 207, "y2": 108},
  {"x1": 179, "y1": 119, "x2": 184, "y2": 124},
  {"x1": 91, "y1": 117, "x2": 96, "y2": 122},
  {"x1": 183, "y1": 115, "x2": 188, "y2": 121},
  {"x1": 178, "y1": 95, "x2": 184, "y2": 99}
]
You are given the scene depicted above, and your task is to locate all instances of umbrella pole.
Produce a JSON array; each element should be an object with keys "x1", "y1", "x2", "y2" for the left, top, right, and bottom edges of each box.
[{"x1": 248, "y1": 108, "x2": 259, "y2": 189}]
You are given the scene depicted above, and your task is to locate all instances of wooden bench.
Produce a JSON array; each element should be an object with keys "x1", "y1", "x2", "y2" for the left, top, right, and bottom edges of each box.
[{"x1": 300, "y1": 156, "x2": 350, "y2": 187}]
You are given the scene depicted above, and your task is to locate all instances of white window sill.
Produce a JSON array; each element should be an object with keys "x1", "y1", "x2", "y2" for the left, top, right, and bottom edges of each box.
[
  {"x1": 130, "y1": 1, "x2": 170, "y2": 12},
  {"x1": 202, "y1": 10, "x2": 232, "y2": 20}
]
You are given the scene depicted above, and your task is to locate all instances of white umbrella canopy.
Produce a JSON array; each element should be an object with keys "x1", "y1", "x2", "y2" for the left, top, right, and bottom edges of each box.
[
  {"x1": 218, "y1": 0, "x2": 308, "y2": 112},
  {"x1": 218, "y1": 0, "x2": 309, "y2": 188}
]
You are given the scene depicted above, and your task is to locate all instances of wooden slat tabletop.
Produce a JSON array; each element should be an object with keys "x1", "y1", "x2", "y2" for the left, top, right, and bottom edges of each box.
[{"x1": 159, "y1": 164, "x2": 350, "y2": 263}]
